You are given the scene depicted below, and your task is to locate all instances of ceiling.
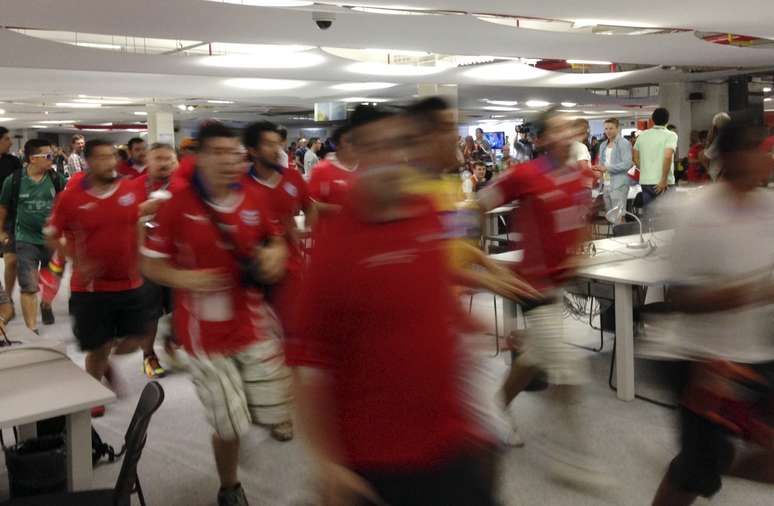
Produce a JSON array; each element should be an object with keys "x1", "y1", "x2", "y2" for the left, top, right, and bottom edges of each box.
[{"x1": 1, "y1": 1, "x2": 773, "y2": 132}]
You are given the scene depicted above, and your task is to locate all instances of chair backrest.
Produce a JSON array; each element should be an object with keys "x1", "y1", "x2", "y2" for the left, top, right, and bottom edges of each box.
[
  {"x1": 612, "y1": 222, "x2": 640, "y2": 237},
  {"x1": 113, "y1": 381, "x2": 164, "y2": 506}
]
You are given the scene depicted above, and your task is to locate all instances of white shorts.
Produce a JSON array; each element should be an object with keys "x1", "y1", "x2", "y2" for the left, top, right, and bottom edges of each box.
[
  {"x1": 518, "y1": 299, "x2": 590, "y2": 386},
  {"x1": 187, "y1": 338, "x2": 293, "y2": 441}
]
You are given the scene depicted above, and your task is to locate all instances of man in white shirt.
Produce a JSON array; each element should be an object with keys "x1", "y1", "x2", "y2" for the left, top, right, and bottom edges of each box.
[
  {"x1": 277, "y1": 127, "x2": 289, "y2": 169},
  {"x1": 67, "y1": 134, "x2": 87, "y2": 173},
  {"x1": 633, "y1": 108, "x2": 678, "y2": 208},
  {"x1": 303, "y1": 137, "x2": 321, "y2": 176},
  {"x1": 652, "y1": 120, "x2": 774, "y2": 506}
]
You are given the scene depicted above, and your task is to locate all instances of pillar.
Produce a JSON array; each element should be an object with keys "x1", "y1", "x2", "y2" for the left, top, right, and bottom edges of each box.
[
  {"x1": 146, "y1": 106, "x2": 175, "y2": 145},
  {"x1": 658, "y1": 82, "x2": 691, "y2": 155}
]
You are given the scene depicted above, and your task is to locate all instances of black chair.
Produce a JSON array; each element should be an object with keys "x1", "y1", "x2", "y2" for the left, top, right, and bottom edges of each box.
[{"x1": 2, "y1": 382, "x2": 165, "y2": 506}]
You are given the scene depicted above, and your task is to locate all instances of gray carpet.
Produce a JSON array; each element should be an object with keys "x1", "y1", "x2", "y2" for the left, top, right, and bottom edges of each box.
[{"x1": 1, "y1": 273, "x2": 772, "y2": 505}]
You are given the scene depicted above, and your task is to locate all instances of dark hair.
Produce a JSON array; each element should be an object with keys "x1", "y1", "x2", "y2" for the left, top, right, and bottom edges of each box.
[
  {"x1": 84, "y1": 139, "x2": 114, "y2": 160},
  {"x1": 716, "y1": 119, "x2": 766, "y2": 156},
  {"x1": 475, "y1": 127, "x2": 484, "y2": 135},
  {"x1": 698, "y1": 130, "x2": 709, "y2": 142},
  {"x1": 652, "y1": 107, "x2": 670, "y2": 126},
  {"x1": 23, "y1": 139, "x2": 51, "y2": 162},
  {"x1": 127, "y1": 137, "x2": 145, "y2": 150},
  {"x1": 149, "y1": 142, "x2": 175, "y2": 152},
  {"x1": 533, "y1": 107, "x2": 564, "y2": 139},
  {"x1": 667, "y1": 124, "x2": 677, "y2": 132},
  {"x1": 604, "y1": 118, "x2": 620, "y2": 127},
  {"x1": 349, "y1": 105, "x2": 394, "y2": 131},
  {"x1": 71, "y1": 134, "x2": 85, "y2": 144},
  {"x1": 243, "y1": 121, "x2": 278, "y2": 149},
  {"x1": 308, "y1": 137, "x2": 320, "y2": 148},
  {"x1": 276, "y1": 127, "x2": 288, "y2": 142},
  {"x1": 405, "y1": 96, "x2": 450, "y2": 131},
  {"x1": 196, "y1": 120, "x2": 237, "y2": 151},
  {"x1": 0, "y1": 127, "x2": 9, "y2": 138},
  {"x1": 331, "y1": 125, "x2": 351, "y2": 147}
]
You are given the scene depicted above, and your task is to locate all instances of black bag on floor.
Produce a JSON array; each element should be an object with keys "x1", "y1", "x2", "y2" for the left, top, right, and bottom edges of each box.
[{"x1": 3, "y1": 434, "x2": 66, "y2": 498}]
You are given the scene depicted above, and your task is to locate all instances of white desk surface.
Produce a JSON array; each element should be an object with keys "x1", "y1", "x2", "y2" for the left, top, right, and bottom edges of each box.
[
  {"x1": 486, "y1": 204, "x2": 516, "y2": 215},
  {"x1": 0, "y1": 355, "x2": 116, "y2": 428},
  {"x1": 592, "y1": 185, "x2": 641, "y2": 200}
]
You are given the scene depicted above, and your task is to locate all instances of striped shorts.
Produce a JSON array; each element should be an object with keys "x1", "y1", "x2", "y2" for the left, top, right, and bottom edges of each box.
[
  {"x1": 519, "y1": 299, "x2": 590, "y2": 386},
  {"x1": 187, "y1": 338, "x2": 293, "y2": 441}
]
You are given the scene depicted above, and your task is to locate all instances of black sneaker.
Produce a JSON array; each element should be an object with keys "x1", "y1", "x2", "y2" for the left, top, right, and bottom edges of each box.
[
  {"x1": 217, "y1": 483, "x2": 249, "y2": 506},
  {"x1": 41, "y1": 302, "x2": 55, "y2": 325}
]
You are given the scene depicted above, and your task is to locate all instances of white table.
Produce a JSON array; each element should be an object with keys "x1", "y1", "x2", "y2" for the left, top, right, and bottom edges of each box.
[
  {"x1": 0, "y1": 340, "x2": 115, "y2": 492},
  {"x1": 490, "y1": 230, "x2": 673, "y2": 401},
  {"x1": 483, "y1": 204, "x2": 516, "y2": 251}
]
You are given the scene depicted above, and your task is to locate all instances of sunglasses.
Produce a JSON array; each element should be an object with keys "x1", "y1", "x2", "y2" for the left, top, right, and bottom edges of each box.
[{"x1": 30, "y1": 153, "x2": 54, "y2": 161}]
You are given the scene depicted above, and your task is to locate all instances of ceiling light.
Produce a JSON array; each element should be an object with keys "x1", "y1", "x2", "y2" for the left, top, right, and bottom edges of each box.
[
  {"x1": 572, "y1": 19, "x2": 654, "y2": 29},
  {"x1": 464, "y1": 62, "x2": 547, "y2": 81},
  {"x1": 133, "y1": 111, "x2": 148, "y2": 116},
  {"x1": 561, "y1": 102, "x2": 577, "y2": 107},
  {"x1": 38, "y1": 119, "x2": 80, "y2": 124},
  {"x1": 206, "y1": 100, "x2": 235, "y2": 104},
  {"x1": 56, "y1": 102, "x2": 102, "y2": 108},
  {"x1": 483, "y1": 106, "x2": 520, "y2": 112},
  {"x1": 0, "y1": 118, "x2": 15, "y2": 123},
  {"x1": 484, "y1": 100, "x2": 518, "y2": 106},
  {"x1": 176, "y1": 104, "x2": 187, "y2": 111},
  {"x1": 330, "y1": 82, "x2": 398, "y2": 91},
  {"x1": 30, "y1": 125, "x2": 48, "y2": 129},
  {"x1": 765, "y1": 98, "x2": 772, "y2": 102},
  {"x1": 74, "y1": 42, "x2": 122, "y2": 50},
  {"x1": 364, "y1": 48, "x2": 430, "y2": 56},
  {"x1": 764, "y1": 87, "x2": 772, "y2": 93},
  {"x1": 81, "y1": 128, "x2": 109, "y2": 132},
  {"x1": 199, "y1": 52, "x2": 324, "y2": 69},
  {"x1": 73, "y1": 98, "x2": 131, "y2": 105},
  {"x1": 0, "y1": 109, "x2": 5, "y2": 115},
  {"x1": 210, "y1": 0, "x2": 313, "y2": 6},
  {"x1": 567, "y1": 59, "x2": 613, "y2": 66},
  {"x1": 339, "y1": 97, "x2": 390, "y2": 103},
  {"x1": 525, "y1": 100, "x2": 551, "y2": 108},
  {"x1": 224, "y1": 78, "x2": 308, "y2": 90},
  {"x1": 490, "y1": 115, "x2": 506, "y2": 119},
  {"x1": 558, "y1": 109, "x2": 579, "y2": 113},
  {"x1": 347, "y1": 62, "x2": 446, "y2": 76},
  {"x1": 605, "y1": 110, "x2": 628, "y2": 113},
  {"x1": 583, "y1": 111, "x2": 598, "y2": 114}
]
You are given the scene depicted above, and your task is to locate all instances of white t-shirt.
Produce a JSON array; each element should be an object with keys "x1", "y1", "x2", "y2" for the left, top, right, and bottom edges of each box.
[
  {"x1": 278, "y1": 149, "x2": 289, "y2": 169},
  {"x1": 569, "y1": 141, "x2": 591, "y2": 164},
  {"x1": 604, "y1": 147, "x2": 613, "y2": 166},
  {"x1": 303, "y1": 150, "x2": 319, "y2": 176},
  {"x1": 655, "y1": 184, "x2": 774, "y2": 363}
]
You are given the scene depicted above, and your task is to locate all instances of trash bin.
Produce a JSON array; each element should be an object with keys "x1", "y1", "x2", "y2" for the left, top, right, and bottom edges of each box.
[{"x1": 4, "y1": 434, "x2": 66, "y2": 498}]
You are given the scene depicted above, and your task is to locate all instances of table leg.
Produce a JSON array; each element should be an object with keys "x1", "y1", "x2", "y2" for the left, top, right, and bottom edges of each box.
[
  {"x1": 614, "y1": 283, "x2": 635, "y2": 401},
  {"x1": 16, "y1": 423, "x2": 37, "y2": 441},
  {"x1": 65, "y1": 410, "x2": 92, "y2": 491}
]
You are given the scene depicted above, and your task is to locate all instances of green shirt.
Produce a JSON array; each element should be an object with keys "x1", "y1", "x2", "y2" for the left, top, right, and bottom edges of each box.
[
  {"x1": 0, "y1": 170, "x2": 58, "y2": 245},
  {"x1": 634, "y1": 125, "x2": 678, "y2": 185}
]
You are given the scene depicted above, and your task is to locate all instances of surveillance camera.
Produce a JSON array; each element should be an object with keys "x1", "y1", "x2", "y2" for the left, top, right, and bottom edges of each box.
[{"x1": 313, "y1": 12, "x2": 335, "y2": 30}]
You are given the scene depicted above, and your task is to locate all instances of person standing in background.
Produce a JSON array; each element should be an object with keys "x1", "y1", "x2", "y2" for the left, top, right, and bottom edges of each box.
[
  {"x1": 67, "y1": 134, "x2": 87, "y2": 174},
  {"x1": 686, "y1": 130, "x2": 709, "y2": 183},
  {"x1": 0, "y1": 127, "x2": 22, "y2": 309},
  {"x1": 294, "y1": 137, "x2": 308, "y2": 172},
  {"x1": 701, "y1": 112, "x2": 732, "y2": 181},
  {"x1": 633, "y1": 108, "x2": 678, "y2": 207},
  {"x1": 276, "y1": 127, "x2": 290, "y2": 169},
  {"x1": 117, "y1": 137, "x2": 148, "y2": 180},
  {"x1": 303, "y1": 137, "x2": 322, "y2": 176},
  {"x1": 595, "y1": 118, "x2": 634, "y2": 213}
]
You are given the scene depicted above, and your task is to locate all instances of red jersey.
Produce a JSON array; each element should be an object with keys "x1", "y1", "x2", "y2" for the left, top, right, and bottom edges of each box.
[
  {"x1": 116, "y1": 159, "x2": 145, "y2": 180},
  {"x1": 171, "y1": 155, "x2": 196, "y2": 189},
  {"x1": 480, "y1": 157, "x2": 589, "y2": 290},
  {"x1": 245, "y1": 167, "x2": 311, "y2": 271},
  {"x1": 45, "y1": 178, "x2": 144, "y2": 292},
  {"x1": 686, "y1": 143, "x2": 708, "y2": 183},
  {"x1": 307, "y1": 156, "x2": 355, "y2": 206},
  {"x1": 142, "y1": 183, "x2": 282, "y2": 355},
  {"x1": 64, "y1": 171, "x2": 86, "y2": 191},
  {"x1": 289, "y1": 197, "x2": 475, "y2": 471},
  {"x1": 129, "y1": 172, "x2": 186, "y2": 201}
]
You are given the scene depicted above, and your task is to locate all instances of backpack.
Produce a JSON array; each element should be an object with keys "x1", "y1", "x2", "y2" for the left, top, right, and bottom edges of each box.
[{"x1": 7, "y1": 168, "x2": 63, "y2": 235}]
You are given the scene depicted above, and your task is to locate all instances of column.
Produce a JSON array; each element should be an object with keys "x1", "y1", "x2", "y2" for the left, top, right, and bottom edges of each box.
[
  {"x1": 729, "y1": 75, "x2": 763, "y2": 125},
  {"x1": 658, "y1": 82, "x2": 691, "y2": 155},
  {"x1": 691, "y1": 82, "x2": 729, "y2": 131},
  {"x1": 146, "y1": 106, "x2": 175, "y2": 145}
]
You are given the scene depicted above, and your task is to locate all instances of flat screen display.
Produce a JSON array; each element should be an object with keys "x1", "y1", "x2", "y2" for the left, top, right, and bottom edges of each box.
[{"x1": 483, "y1": 131, "x2": 505, "y2": 149}]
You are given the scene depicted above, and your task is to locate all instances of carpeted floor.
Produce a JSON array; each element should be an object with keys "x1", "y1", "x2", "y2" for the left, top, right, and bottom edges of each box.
[{"x1": 1, "y1": 271, "x2": 772, "y2": 505}]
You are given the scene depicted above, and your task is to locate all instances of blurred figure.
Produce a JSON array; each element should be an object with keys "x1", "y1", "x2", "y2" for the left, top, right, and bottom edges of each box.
[
  {"x1": 569, "y1": 118, "x2": 592, "y2": 174},
  {"x1": 142, "y1": 122, "x2": 290, "y2": 506},
  {"x1": 686, "y1": 130, "x2": 709, "y2": 183},
  {"x1": 513, "y1": 127, "x2": 535, "y2": 162},
  {"x1": 595, "y1": 117, "x2": 634, "y2": 213},
  {"x1": 304, "y1": 137, "x2": 322, "y2": 176},
  {"x1": 479, "y1": 110, "x2": 607, "y2": 486},
  {"x1": 294, "y1": 137, "x2": 308, "y2": 170},
  {"x1": 276, "y1": 127, "x2": 290, "y2": 169},
  {"x1": 0, "y1": 126, "x2": 22, "y2": 307},
  {"x1": 45, "y1": 139, "x2": 149, "y2": 417},
  {"x1": 117, "y1": 137, "x2": 148, "y2": 179},
  {"x1": 178, "y1": 137, "x2": 198, "y2": 159},
  {"x1": 652, "y1": 120, "x2": 774, "y2": 505},
  {"x1": 308, "y1": 125, "x2": 357, "y2": 224},
  {"x1": 496, "y1": 144, "x2": 512, "y2": 173},
  {"x1": 701, "y1": 112, "x2": 732, "y2": 181},
  {"x1": 474, "y1": 127, "x2": 493, "y2": 162},
  {"x1": 67, "y1": 134, "x2": 87, "y2": 173},
  {"x1": 633, "y1": 108, "x2": 678, "y2": 207},
  {"x1": 462, "y1": 135, "x2": 476, "y2": 163},
  {"x1": 290, "y1": 109, "x2": 498, "y2": 506}
]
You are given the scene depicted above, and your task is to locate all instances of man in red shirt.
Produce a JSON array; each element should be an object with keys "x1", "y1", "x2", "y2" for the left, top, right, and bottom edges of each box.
[
  {"x1": 307, "y1": 125, "x2": 357, "y2": 219},
  {"x1": 290, "y1": 110, "x2": 497, "y2": 506},
  {"x1": 141, "y1": 122, "x2": 291, "y2": 506},
  {"x1": 45, "y1": 139, "x2": 150, "y2": 417},
  {"x1": 116, "y1": 137, "x2": 147, "y2": 179},
  {"x1": 479, "y1": 109, "x2": 607, "y2": 486},
  {"x1": 242, "y1": 121, "x2": 315, "y2": 374}
]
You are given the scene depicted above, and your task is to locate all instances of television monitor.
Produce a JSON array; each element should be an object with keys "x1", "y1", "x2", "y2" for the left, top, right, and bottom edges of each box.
[{"x1": 483, "y1": 131, "x2": 505, "y2": 149}]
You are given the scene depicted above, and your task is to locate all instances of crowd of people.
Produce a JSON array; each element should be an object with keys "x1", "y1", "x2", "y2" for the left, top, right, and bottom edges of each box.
[{"x1": 0, "y1": 96, "x2": 773, "y2": 506}]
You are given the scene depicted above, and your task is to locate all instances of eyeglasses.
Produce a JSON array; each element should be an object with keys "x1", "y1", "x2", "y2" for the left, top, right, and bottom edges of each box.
[{"x1": 30, "y1": 153, "x2": 53, "y2": 160}]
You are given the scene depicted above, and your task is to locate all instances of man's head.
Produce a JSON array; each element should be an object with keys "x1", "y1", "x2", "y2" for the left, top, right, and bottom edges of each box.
[
  {"x1": 308, "y1": 137, "x2": 322, "y2": 153},
  {"x1": 501, "y1": 144, "x2": 510, "y2": 158},
  {"x1": 24, "y1": 139, "x2": 52, "y2": 171},
  {"x1": 574, "y1": 118, "x2": 590, "y2": 142},
  {"x1": 297, "y1": 137, "x2": 308, "y2": 149},
  {"x1": 243, "y1": 121, "x2": 282, "y2": 169},
  {"x1": 196, "y1": 121, "x2": 244, "y2": 188},
  {"x1": 652, "y1": 107, "x2": 670, "y2": 127},
  {"x1": 716, "y1": 119, "x2": 771, "y2": 190},
  {"x1": 84, "y1": 139, "x2": 116, "y2": 182},
  {"x1": 147, "y1": 143, "x2": 178, "y2": 181},
  {"x1": 699, "y1": 130, "x2": 709, "y2": 144},
  {"x1": 603, "y1": 118, "x2": 620, "y2": 142},
  {"x1": 71, "y1": 134, "x2": 85, "y2": 154},
  {"x1": 0, "y1": 127, "x2": 11, "y2": 155},
  {"x1": 127, "y1": 137, "x2": 147, "y2": 166},
  {"x1": 405, "y1": 96, "x2": 458, "y2": 173},
  {"x1": 473, "y1": 162, "x2": 486, "y2": 180},
  {"x1": 533, "y1": 108, "x2": 575, "y2": 164}
]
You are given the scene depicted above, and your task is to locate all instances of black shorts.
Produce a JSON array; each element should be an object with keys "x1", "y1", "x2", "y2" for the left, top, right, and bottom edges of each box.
[
  {"x1": 69, "y1": 288, "x2": 150, "y2": 351},
  {"x1": 140, "y1": 279, "x2": 173, "y2": 320}
]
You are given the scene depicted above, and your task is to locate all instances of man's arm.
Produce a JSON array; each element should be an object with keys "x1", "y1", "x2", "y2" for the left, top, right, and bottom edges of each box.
[
  {"x1": 632, "y1": 148, "x2": 640, "y2": 168},
  {"x1": 0, "y1": 205, "x2": 8, "y2": 244},
  {"x1": 656, "y1": 148, "x2": 675, "y2": 193},
  {"x1": 606, "y1": 141, "x2": 633, "y2": 174}
]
